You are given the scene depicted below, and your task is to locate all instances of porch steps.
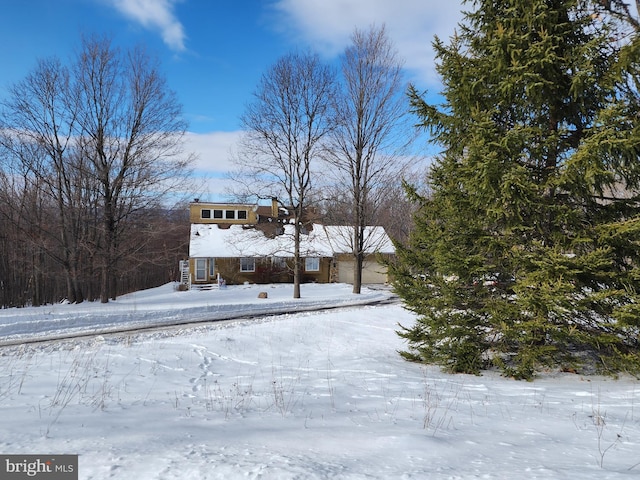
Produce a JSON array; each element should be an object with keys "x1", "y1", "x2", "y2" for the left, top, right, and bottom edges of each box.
[{"x1": 190, "y1": 284, "x2": 217, "y2": 291}]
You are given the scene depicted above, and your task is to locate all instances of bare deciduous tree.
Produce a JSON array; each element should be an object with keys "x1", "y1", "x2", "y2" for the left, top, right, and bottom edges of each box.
[
  {"x1": 0, "y1": 35, "x2": 193, "y2": 305},
  {"x1": 73, "y1": 36, "x2": 192, "y2": 302},
  {"x1": 324, "y1": 25, "x2": 411, "y2": 293},
  {"x1": 234, "y1": 51, "x2": 336, "y2": 298},
  {"x1": 0, "y1": 57, "x2": 93, "y2": 303}
]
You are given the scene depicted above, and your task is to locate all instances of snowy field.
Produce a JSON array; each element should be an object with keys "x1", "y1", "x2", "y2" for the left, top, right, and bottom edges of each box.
[{"x1": 0, "y1": 282, "x2": 638, "y2": 479}]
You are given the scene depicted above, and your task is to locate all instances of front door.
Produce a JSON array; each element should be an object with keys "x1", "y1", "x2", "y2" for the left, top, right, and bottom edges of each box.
[{"x1": 195, "y1": 259, "x2": 207, "y2": 281}]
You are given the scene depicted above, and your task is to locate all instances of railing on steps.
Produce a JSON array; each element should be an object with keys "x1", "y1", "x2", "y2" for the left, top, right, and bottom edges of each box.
[
  {"x1": 178, "y1": 263, "x2": 226, "y2": 291},
  {"x1": 179, "y1": 260, "x2": 191, "y2": 290}
]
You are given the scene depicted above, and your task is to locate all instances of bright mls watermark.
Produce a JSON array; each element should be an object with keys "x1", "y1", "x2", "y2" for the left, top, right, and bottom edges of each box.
[{"x1": 1, "y1": 455, "x2": 77, "y2": 479}]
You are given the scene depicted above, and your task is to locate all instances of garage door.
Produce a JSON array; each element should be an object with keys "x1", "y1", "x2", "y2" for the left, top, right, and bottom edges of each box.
[{"x1": 337, "y1": 260, "x2": 388, "y2": 284}]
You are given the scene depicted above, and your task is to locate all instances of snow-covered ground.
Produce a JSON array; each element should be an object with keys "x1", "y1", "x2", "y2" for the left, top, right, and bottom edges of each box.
[{"x1": 0, "y1": 282, "x2": 638, "y2": 479}]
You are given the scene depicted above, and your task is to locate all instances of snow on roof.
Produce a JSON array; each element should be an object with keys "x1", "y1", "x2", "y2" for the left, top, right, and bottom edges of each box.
[
  {"x1": 189, "y1": 223, "x2": 395, "y2": 258},
  {"x1": 319, "y1": 225, "x2": 395, "y2": 255}
]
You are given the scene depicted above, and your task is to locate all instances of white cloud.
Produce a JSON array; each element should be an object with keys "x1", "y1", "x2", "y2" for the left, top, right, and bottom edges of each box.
[
  {"x1": 183, "y1": 130, "x2": 243, "y2": 200},
  {"x1": 185, "y1": 130, "x2": 241, "y2": 173},
  {"x1": 270, "y1": 0, "x2": 466, "y2": 87},
  {"x1": 109, "y1": 0, "x2": 186, "y2": 52}
]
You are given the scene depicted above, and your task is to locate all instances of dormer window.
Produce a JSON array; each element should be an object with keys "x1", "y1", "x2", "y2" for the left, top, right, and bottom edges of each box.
[{"x1": 193, "y1": 205, "x2": 253, "y2": 224}]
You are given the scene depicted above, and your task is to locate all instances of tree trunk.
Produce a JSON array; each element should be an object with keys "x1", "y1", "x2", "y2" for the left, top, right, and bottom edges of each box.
[
  {"x1": 100, "y1": 211, "x2": 114, "y2": 303},
  {"x1": 293, "y1": 222, "x2": 301, "y2": 298},
  {"x1": 100, "y1": 264, "x2": 110, "y2": 304},
  {"x1": 353, "y1": 252, "x2": 363, "y2": 294}
]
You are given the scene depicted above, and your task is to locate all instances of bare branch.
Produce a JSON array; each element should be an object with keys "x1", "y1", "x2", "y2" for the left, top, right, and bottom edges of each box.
[{"x1": 233, "y1": 51, "x2": 337, "y2": 298}]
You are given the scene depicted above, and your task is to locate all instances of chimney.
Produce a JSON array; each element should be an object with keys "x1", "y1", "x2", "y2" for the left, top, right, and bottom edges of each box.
[{"x1": 271, "y1": 197, "x2": 278, "y2": 218}]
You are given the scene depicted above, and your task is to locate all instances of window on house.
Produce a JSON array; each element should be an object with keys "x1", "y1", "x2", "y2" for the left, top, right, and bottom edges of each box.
[
  {"x1": 240, "y1": 257, "x2": 255, "y2": 272},
  {"x1": 195, "y1": 259, "x2": 207, "y2": 281},
  {"x1": 272, "y1": 257, "x2": 286, "y2": 269},
  {"x1": 305, "y1": 257, "x2": 320, "y2": 272},
  {"x1": 201, "y1": 209, "x2": 211, "y2": 219},
  {"x1": 237, "y1": 210, "x2": 247, "y2": 220},
  {"x1": 225, "y1": 210, "x2": 235, "y2": 219},
  {"x1": 209, "y1": 258, "x2": 215, "y2": 277},
  {"x1": 213, "y1": 210, "x2": 223, "y2": 219}
]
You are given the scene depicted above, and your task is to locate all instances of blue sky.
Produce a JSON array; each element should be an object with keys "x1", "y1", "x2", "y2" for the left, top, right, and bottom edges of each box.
[{"x1": 0, "y1": 0, "x2": 466, "y2": 199}]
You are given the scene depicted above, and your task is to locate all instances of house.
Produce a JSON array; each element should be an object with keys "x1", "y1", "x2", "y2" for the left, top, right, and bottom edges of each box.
[{"x1": 179, "y1": 200, "x2": 395, "y2": 288}]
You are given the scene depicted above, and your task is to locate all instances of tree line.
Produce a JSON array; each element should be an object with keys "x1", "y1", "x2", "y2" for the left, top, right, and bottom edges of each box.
[{"x1": 0, "y1": 36, "x2": 192, "y2": 307}]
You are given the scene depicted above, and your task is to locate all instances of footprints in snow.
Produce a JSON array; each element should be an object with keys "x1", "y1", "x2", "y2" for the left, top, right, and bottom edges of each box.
[
  {"x1": 190, "y1": 347, "x2": 220, "y2": 392},
  {"x1": 188, "y1": 342, "x2": 258, "y2": 393}
]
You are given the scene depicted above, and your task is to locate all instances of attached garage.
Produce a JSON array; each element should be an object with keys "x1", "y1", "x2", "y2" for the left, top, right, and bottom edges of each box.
[{"x1": 336, "y1": 258, "x2": 390, "y2": 284}]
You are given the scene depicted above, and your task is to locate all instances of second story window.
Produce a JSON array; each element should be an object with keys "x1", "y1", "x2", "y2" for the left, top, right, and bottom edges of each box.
[{"x1": 196, "y1": 206, "x2": 250, "y2": 222}]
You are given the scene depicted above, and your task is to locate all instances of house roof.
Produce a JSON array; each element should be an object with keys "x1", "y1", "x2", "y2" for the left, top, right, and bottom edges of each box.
[{"x1": 189, "y1": 223, "x2": 395, "y2": 258}]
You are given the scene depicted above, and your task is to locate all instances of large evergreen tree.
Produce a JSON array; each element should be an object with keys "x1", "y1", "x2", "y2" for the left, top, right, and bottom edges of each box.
[{"x1": 391, "y1": 0, "x2": 640, "y2": 379}]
